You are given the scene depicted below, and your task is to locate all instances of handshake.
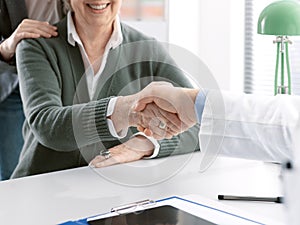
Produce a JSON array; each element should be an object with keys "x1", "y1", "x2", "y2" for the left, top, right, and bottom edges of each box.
[{"x1": 111, "y1": 82, "x2": 200, "y2": 140}]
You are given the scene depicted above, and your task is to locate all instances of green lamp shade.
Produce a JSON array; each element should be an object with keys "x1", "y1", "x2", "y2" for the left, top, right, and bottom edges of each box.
[{"x1": 258, "y1": 0, "x2": 300, "y2": 36}]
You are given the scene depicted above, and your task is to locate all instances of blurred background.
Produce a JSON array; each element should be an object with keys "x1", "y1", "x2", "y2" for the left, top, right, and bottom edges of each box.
[{"x1": 120, "y1": 0, "x2": 300, "y2": 95}]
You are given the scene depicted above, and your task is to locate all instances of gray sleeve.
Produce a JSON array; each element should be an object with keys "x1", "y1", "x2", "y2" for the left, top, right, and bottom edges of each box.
[
  {"x1": 157, "y1": 125, "x2": 200, "y2": 158},
  {"x1": 16, "y1": 39, "x2": 115, "y2": 151}
]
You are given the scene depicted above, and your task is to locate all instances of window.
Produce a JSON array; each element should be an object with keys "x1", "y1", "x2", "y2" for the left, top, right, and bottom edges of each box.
[
  {"x1": 244, "y1": 0, "x2": 300, "y2": 95},
  {"x1": 121, "y1": 0, "x2": 166, "y2": 21},
  {"x1": 120, "y1": 0, "x2": 168, "y2": 41}
]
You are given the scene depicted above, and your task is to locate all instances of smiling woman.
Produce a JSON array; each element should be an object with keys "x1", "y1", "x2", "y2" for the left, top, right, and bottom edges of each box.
[
  {"x1": 11, "y1": 0, "x2": 199, "y2": 178},
  {"x1": 64, "y1": 0, "x2": 123, "y2": 72}
]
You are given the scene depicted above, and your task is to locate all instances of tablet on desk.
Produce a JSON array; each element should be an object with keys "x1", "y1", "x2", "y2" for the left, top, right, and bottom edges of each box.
[
  {"x1": 85, "y1": 196, "x2": 266, "y2": 225},
  {"x1": 61, "y1": 196, "x2": 273, "y2": 225},
  {"x1": 87, "y1": 205, "x2": 216, "y2": 225}
]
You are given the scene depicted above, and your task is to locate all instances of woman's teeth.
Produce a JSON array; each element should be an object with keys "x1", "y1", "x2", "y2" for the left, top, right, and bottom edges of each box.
[{"x1": 88, "y1": 3, "x2": 108, "y2": 10}]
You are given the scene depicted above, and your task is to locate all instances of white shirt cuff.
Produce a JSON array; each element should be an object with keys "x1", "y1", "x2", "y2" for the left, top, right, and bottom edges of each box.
[
  {"x1": 132, "y1": 132, "x2": 160, "y2": 159},
  {"x1": 107, "y1": 97, "x2": 128, "y2": 138}
]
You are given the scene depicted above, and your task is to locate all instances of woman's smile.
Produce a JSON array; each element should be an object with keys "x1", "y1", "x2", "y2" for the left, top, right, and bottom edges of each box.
[{"x1": 86, "y1": 2, "x2": 110, "y2": 12}]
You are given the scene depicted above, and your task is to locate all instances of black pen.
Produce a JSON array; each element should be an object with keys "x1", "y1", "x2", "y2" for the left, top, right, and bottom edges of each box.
[{"x1": 218, "y1": 195, "x2": 284, "y2": 203}]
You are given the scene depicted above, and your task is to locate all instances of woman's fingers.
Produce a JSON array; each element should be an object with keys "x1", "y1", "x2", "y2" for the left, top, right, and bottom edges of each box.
[
  {"x1": 89, "y1": 137, "x2": 154, "y2": 168},
  {"x1": 0, "y1": 19, "x2": 58, "y2": 61},
  {"x1": 134, "y1": 103, "x2": 184, "y2": 139},
  {"x1": 16, "y1": 20, "x2": 58, "y2": 38}
]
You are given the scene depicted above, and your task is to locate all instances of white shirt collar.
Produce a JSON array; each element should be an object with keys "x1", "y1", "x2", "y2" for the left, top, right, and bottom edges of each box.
[{"x1": 67, "y1": 11, "x2": 123, "y2": 49}]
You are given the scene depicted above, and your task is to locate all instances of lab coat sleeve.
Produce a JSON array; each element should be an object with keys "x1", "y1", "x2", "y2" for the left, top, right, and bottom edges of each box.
[{"x1": 199, "y1": 90, "x2": 300, "y2": 163}]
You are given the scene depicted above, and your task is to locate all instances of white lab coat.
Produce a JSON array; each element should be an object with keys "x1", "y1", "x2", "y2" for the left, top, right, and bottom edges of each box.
[
  {"x1": 199, "y1": 90, "x2": 300, "y2": 163},
  {"x1": 198, "y1": 90, "x2": 300, "y2": 225}
]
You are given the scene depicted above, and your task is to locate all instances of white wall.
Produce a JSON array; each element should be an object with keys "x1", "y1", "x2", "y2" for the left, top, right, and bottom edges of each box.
[
  {"x1": 122, "y1": 21, "x2": 169, "y2": 42},
  {"x1": 229, "y1": 0, "x2": 245, "y2": 92},
  {"x1": 169, "y1": 0, "x2": 200, "y2": 57},
  {"x1": 169, "y1": 0, "x2": 245, "y2": 92},
  {"x1": 198, "y1": 0, "x2": 231, "y2": 90},
  {"x1": 127, "y1": 1, "x2": 246, "y2": 91}
]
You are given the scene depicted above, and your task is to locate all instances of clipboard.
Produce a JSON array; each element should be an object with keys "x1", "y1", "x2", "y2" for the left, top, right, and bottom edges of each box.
[{"x1": 59, "y1": 196, "x2": 268, "y2": 225}]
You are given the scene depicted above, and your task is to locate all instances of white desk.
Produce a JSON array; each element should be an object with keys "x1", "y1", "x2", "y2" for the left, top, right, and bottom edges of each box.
[{"x1": 0, "y1": 152, "x2": 285, "y2": 225}]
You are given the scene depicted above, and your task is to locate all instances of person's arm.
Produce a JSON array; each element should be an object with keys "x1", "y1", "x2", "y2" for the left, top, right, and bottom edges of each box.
[
  {"x1": 16, "y1": 37, "x2": 178, "y2": 153},
  {"x1": 200, "y1": 90, "x2": 300, "y2": 163},
  {"x1": 16, "y1": 38, "x2": 119, "y2": 151},
  {"x1": 136, "y1": 42, "x2": 200, "y2": 159},
  {"x1": 89, "y1": 41, "x2": 201, "y2": 167},
  {"x1": 89, "y1": 135, "x2": 155, "y2": 167},
  {"x1": 135, "y1": 82, "x2": 199, "y2": 134},
  {"x1": 136, "y1": 84, "x2": 299, "y2": 163},
  {"x1": 110, "y1": 97, "x2": 181, "y2": 140},
  {"x1": 1, "y1": 18, "x2": 58, "y2": 102},
  {"x1": 89, "y1": 100, "x2": 183, "y2": 168},
  {"x1": 0, "y1": 19, "x2": 57, "y2": 62}
]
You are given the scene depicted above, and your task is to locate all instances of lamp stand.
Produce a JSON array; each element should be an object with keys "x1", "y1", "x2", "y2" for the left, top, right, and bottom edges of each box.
[{"x1": 274, "y1": 36, "x2": 292, "y2": 95}]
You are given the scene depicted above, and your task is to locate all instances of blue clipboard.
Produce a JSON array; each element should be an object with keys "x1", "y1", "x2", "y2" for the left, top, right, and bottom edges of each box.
[{"x1": 59, "y1": 196, "x2": 266, "y2": 225}]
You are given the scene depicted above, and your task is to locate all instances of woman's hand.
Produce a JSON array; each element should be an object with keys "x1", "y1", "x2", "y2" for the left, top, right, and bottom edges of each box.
[
  {"x1": 111, "y1": 93, "x2": 183, "y2": 140},
  {"x1": 135, "y1": 82, "x2": 198, "y2": 128},
  {"x1": 135, "y1": 82, "x2": 198, "y2": 137},
  {"x1": 131, "y1": 103, "x2": 181, "y2": 140},
  {"x1": 0, "y1": 19, "x2": 58, "y2": 61},
  {"x1": 89, "y1": 136, "x2": 154, "y2": 168}
]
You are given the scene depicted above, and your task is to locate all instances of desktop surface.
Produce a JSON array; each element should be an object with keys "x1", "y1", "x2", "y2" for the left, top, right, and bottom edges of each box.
[{"x1": 0, "y1": 152, "x2": 284, "y2": 225}]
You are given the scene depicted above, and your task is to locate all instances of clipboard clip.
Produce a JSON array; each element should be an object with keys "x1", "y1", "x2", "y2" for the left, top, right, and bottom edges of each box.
[{"x1": 111, "y1": 199, "x2": 156, "y2": 215}]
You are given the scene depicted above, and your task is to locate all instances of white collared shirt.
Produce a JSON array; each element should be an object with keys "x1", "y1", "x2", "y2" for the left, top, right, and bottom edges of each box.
[
  {"x1": 66, "y1": 12, "x2": 159, "y2": 158},
  {"x1": 67, "y1": 12, "x2": 123, "y2": 100}
]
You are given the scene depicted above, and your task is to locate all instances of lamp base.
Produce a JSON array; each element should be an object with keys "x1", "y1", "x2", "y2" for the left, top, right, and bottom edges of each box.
[{"x1": 277, "y1": 85, "x2": 289, "y2": 94}]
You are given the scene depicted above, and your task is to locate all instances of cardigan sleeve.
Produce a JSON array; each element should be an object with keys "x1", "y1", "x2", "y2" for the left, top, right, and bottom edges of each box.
[{"x1": 16, "y1": 39, "x2": 116, "y2": 151}]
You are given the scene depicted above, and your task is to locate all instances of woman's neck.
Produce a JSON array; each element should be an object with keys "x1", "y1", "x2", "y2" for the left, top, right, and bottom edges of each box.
[{"x1": 75, "y1": 21, "x2": 114, "y2": 71}]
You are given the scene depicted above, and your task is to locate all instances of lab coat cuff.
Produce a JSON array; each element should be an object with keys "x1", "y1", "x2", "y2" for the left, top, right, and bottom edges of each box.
[{"x1": 194, "y1": 89, "x2": 207, "y2": 124}]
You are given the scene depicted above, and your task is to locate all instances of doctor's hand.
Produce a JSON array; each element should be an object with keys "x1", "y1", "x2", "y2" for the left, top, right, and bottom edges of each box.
[
  {"x1": 131, "y1": 103, "x2": 182, "y2": 140},
  {"x1": 0, "y1": 19, "x2": 58, "y2": 61},
  {"x1": 89, "y1": 135, "x2": 154, "y2": 168},
  {"x1": 110, "y1": 90, "x2": 183, "y2": 140},
  {"x1": 135, "y1": 82, "x2": 199, "y2": 137}
]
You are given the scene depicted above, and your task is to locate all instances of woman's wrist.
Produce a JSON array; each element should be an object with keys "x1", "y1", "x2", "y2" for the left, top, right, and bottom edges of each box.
[
  {"x1": 128, "y1": 135, "x2": 154, "y2": 157},
  {"x1": 110, "y1": 95, "x2": 137, "y2": 133}
]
